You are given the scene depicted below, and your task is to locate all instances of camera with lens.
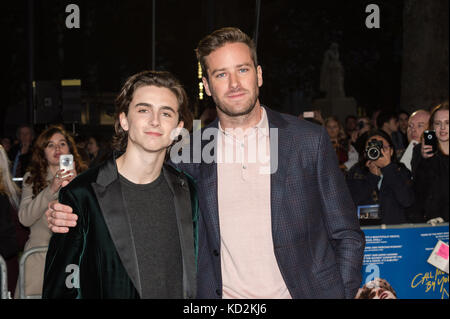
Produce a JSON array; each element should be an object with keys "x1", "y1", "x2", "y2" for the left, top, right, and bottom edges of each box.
[{"x1": 365, "y1": 139, "x2": 384, "y2": 160}]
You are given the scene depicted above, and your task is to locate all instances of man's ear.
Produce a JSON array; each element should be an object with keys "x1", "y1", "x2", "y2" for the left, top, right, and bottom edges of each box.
[
  {"x1": 170, "y1": 121, "x2": 185, "y2": 142},
  {"x1": 257, "y1": 65, "x2": 263, "y2": 88},
  {"x1": 202, "y1": 77, "x2": 212, "y2": 96},
  {"x1": 119, "y1": 112, "x2": 129, "y2": 132}
]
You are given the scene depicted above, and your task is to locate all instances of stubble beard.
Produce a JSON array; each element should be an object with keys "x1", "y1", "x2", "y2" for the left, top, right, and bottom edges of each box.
[{"x1": 212, "y1": 88, "x2": 259, "y2": 118}]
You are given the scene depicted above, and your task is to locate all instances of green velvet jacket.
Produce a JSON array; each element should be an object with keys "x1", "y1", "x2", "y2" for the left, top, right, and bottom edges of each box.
[{"x1": 42, "y1": 155, "x2": 198, "y2": 299}]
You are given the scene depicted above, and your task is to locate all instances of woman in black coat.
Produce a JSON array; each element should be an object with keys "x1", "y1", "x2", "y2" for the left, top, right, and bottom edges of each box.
[
  {"x1": 411, "y1": 102, "x2": 449, "y2": 223},
  {"x1": 346, "y1": 130, "x2": 415, "y2": 225}
]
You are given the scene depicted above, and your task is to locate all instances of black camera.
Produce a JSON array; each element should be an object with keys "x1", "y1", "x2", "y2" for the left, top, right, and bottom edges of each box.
[{"x1": 365, "y1": 139, "x2": 384, "y2": 160}]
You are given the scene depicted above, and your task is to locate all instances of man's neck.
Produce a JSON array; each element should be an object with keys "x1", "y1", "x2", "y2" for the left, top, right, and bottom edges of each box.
[
  {"x1": 21, "y1": 142, "x2": 30, "y2": 154},
  {"x1": 116, "y1": 146, "x2": 166, "y2": 184},
  {"x1": 217, "y1": 102, "x2": 263, "y2": 131}
]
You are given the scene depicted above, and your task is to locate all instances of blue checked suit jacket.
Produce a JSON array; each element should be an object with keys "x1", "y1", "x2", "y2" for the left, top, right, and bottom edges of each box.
[{"x1": 171, "y1": 107, "x2": 365, "y2": 299}]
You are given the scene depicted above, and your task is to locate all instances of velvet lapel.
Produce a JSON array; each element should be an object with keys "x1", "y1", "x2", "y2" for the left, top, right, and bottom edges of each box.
[
  {"x1": 199, "y1": 119, "x2": 220, "y2": 248},
  {"x1": 163, "y1": 164, "x2": 196, "y2": 299},
  {"x1": 91, "y1": 155, "x2": 142, "y2": 297},
  {"x1": 265, "y1": 107, "x2": 291, "y2": 238}
]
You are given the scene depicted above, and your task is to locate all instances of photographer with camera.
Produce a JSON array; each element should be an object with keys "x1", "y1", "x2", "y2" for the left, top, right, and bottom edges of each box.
[
  {"x1": 346, "y1": 130, "x2": 414, "y2": 225},
  {"x1": 411, "y1": 102, "x2": 449, "y2": 224}
]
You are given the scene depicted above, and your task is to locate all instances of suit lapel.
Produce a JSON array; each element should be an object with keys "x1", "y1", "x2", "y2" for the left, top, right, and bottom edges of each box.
[
  {"x1": 200, "y1": 160, "x2": 220, "y2": 246},
  {"x1": 199, "y1": 121, "x2": 221, "y2": 248},
  {"x1": 91, "y1": 155, "x2": 142, "y2": 297},
  {"x1": 266, "y1": 108, "x2": 291, "y2": 238},
  {"x1": 163, "y1": 165, "x2": 196, "y2": 299}
]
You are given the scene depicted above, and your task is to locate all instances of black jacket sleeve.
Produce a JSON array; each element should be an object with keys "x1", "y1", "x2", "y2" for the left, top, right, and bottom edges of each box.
[{"x1": 42, "y1": 189, "x2": 84, "y2": 299}]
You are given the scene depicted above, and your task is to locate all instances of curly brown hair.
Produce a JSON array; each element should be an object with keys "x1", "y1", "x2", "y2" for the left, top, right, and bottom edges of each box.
[
  {"x1": 112, "y1": 70, "x2": 193, "y2": 152},
  {"x1": 25, "y1": 124, "x2": 88, "y2": 197}
]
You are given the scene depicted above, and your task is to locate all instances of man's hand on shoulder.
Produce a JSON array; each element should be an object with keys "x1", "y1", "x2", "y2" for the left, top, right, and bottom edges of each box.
[{"x1": 46, "y1": 200, "x2": 78, "y2": 233}]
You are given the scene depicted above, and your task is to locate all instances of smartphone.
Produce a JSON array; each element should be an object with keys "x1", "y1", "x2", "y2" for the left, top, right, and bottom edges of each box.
[
  {"x1": 59, "y1": 154, "x2": 74, "y2": 172},
  {"x1": 423, "y1": 130, "x2": 438, "y2": 154},
  {"x1": 303, "y1": 111, "x2": 315, "y2": 118}
]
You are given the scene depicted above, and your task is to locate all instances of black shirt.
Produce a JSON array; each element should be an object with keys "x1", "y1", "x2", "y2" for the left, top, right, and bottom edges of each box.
[{"x1": 119, "y1": 172, "x2": 183, "y2": 298}]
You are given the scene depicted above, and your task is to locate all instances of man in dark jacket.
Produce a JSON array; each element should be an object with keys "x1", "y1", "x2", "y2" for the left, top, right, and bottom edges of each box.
[{"x1": 42, "y1": 71, "x2": 197, "y2": 299}]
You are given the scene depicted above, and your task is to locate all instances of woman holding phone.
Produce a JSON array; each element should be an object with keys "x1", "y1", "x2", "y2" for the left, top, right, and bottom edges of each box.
[
  {"x1": 15, "y1": 125, "x2": 87, "y2": 298},
  {"x1": 412, "y1": 102, "x2": 449, "y2": 224}
]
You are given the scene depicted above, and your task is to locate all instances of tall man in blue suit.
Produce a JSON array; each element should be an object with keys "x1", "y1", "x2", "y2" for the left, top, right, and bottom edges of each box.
[{"x1": 46, "y1": 27, "x2": 365, "y2": 299}]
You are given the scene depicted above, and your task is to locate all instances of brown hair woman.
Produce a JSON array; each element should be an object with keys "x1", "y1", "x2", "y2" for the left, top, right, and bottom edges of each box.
[{"x1": 15, "y1": 124, "x2": 87, "y2": 298}]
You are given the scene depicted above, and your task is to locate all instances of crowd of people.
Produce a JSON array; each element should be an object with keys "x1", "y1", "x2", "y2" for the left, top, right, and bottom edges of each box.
[
  {"x1": 0, "y1": 26, "x2": 448, "y2": 300},
  {"x1": 301, "y1": 103, "x2": 449, "y2": 226}
]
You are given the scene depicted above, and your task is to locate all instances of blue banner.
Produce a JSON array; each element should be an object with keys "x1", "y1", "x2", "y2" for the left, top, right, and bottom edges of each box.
[{"x1": 361, "y1": 223, "x2": 449, "y2": 299}]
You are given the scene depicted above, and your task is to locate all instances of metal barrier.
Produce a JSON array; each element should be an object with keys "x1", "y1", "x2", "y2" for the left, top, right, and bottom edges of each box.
[
  {"x1": 18, "y1": 246, "x2": 48, "y2": 299},
  {"x1": 0, "y1": 254, "x2": 8, "y2": 299}
]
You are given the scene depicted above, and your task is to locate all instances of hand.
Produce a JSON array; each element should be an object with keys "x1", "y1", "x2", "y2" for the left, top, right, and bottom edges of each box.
[
  {"x1": 50, "y1": 169, "x2": 77, "y2": 194},
  {"x1": 421, "y1": 143, "x2": 435, "y2": 159},
  {"x1": 366, "y1": 160, "x2": 381, "y2": 176},
  {"x1": 373, "y1": 147, "x2": 391, "y2": 169},
  {"x1": 46, "y1": 200, "x2": 78, "y2": 233},
  {"x1": 313, "y1": 110, "x2": 324, "y2": 125}
]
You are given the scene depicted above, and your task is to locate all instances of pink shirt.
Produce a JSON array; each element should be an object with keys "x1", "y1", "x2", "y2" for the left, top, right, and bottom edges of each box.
[{"x1": 217, "y1": 107, "x2": 292, "y2": 299}]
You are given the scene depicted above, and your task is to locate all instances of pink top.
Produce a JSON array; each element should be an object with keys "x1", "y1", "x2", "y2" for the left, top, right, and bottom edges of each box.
[{"x1": 217, "y1": 107, "x2": 292, "y2": 299}]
